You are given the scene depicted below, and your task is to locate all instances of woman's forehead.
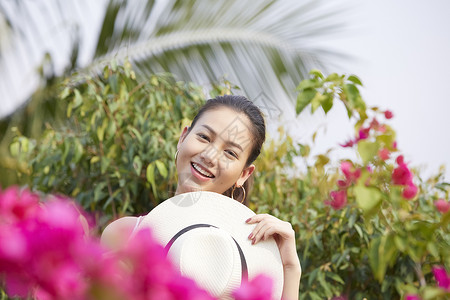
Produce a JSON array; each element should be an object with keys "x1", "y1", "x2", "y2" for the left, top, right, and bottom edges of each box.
[{"x1": 194, "y1": 108, "x2": 253, "y2": 150}]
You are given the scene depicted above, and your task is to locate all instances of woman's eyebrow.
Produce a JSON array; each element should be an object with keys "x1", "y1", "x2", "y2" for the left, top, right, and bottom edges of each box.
[{"x1": 201, "y1": 124, "x2": 244, "y2": 152}]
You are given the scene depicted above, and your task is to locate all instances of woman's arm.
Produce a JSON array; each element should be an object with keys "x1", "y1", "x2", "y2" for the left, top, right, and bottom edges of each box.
[
  {"x1": 100, "y1": 216, "x2": 138, "y2": 250},
  {"x1": 246, "y1": 214, "x2": 301, "y2": 300}
]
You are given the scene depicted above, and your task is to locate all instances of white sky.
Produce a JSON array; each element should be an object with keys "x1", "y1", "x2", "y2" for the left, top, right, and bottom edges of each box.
[{"x1": 312, "y1": 0, "x2": 450, "y2": 180}]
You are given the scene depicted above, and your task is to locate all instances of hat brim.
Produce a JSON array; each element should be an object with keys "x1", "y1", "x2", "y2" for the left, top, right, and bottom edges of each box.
[{"x1": 139, "y1": 191, "x2": 283, "y2": 299}]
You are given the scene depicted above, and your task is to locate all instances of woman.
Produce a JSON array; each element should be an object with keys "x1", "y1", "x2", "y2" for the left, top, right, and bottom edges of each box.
[{"x1": 101, "y1": 95, "x2": 301, "y2": 299}]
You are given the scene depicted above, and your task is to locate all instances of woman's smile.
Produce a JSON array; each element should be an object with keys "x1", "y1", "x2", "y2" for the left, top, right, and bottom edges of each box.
[{"x1": 191, "y1": 162, "x2": 215, "y2": 180}]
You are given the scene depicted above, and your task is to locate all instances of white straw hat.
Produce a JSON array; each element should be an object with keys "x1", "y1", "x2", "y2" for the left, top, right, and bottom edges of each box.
[{"x1": 139, "y1": 191, "x2": 284, "y2": 299}]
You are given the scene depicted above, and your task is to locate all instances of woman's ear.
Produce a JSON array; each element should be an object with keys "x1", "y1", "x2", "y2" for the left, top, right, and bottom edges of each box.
[
  {"x1": 177, "y1": 126, "x2": 190, "y2": 149},
  {"x1": 236, "y1": 164, "x2": 255, "y2": 187}
]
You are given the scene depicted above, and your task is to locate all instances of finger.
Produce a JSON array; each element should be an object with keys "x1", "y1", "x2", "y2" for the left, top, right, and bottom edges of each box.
[
  {"x1": 247, "y1": 218, "x2": 267, "y2": 240},
  {"x1": 252, "y1": 222, "x2": 275, "y2": 244},
  {"x1": 245, "y1": 213, "x2": 271, "y2": 224}
]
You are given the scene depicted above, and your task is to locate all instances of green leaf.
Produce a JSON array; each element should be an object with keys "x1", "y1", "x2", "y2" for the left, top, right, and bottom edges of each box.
[
  {"x1": 321, "y1": 94, "x2": 334, "y2": 113},
  {"x1": 297, "y1": 79, "x2": 319, "y2": 90},
  {"x1": 369, "y1": 236, "x2": 383, "y2": 282},
  {"x1": 422, "y1": 287, "x2": 448, "y2": 300},
  {"x1": 309, "y1": 69, "x2": 324, "y2": 79},
  {"x1": 146, "y1": 163, "x2": 157, "y2": 198},
  {"x1": 325, "y1": 73, "x2": 341, "y2": 82},
  {"x1": 357, "y1": 140, "x2": 379, "y2": 164},
  {"x1": 73, "y1": 89, "x2": 83, "y2": 108},
  {"x1": 347, "y1": 75, "x2": 363, "y2": 86},
  {"x1": 327, "y1": 272, "x2": 345, "y2": 284},
  {"x1": 353, "y1": 185, "x2": 382, "y2": 217},
  {"x1": 133, "y1": 156, "x2": 143, "y2": 176},
  {"x1": 155, "y1": 160, "x2": 168, "y2": 178},
  {"x1": 60, "y1": 87, "x2": 71, "y2": 99},
  {"x1": 296, "y1": 89, "x2": 316, "y2": 115},
  {"x1": 310, "y1": 94, "x2": 322, "y2": 113},
  {"x1": 9, "y1": 141, "x2": 19, "y2": 157}
]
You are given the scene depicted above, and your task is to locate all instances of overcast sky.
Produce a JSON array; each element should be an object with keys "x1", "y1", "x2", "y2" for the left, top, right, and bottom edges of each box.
[{"x1": 313, "y1": 0, "x2": 450, "y2": 180}]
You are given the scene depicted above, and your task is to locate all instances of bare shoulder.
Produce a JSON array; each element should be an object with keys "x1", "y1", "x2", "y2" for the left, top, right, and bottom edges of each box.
[{"x1": 101, "y1": 216, "x2": 138, "y2": 250}]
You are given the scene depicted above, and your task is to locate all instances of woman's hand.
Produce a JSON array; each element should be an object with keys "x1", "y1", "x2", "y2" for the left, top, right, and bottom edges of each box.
[{"x1": 246, "y1": 214, "x2": 301, "y2": 300}]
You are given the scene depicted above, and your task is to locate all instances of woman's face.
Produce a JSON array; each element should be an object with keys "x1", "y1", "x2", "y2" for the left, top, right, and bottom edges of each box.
[{"x1": 175, "y1": 107, "x2": 255, "y2": 195}]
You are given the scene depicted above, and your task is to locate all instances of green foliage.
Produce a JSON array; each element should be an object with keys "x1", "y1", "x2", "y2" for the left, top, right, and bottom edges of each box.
[
  {"x1": 6, "y1": 65, "x2": 450, "y2": 299},
  {"x1": 8, "y1": 61, "x2": 209, "y2": 227},
  {"x1": 296, "y1": 70, "x2": 366, "y2": 123}
]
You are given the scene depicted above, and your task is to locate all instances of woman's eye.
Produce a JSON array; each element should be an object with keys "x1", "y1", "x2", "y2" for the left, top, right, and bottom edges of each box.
[
  {"x1": 197, "y1": 133, "x2": 210, "y2": 141},
  {"x1": 225, "y1": 150, "x2": 238, "y2": 159}
]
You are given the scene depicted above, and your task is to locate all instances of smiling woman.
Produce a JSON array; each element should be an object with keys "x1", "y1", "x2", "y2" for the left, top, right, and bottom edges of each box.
[
  {"x1": 175, "y1": 96, "x2": 263, "y2": 204},
  {"x1": 101, "y1": 95, "x2": 301, "y2": 299}
]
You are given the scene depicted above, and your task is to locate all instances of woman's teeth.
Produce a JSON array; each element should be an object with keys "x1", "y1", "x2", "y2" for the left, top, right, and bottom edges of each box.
[{"x1": 192, "y1": 162, "x2": 214, "y2": 178}]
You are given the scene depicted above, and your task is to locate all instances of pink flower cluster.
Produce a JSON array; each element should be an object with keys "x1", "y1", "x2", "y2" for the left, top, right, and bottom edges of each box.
[
  {"x1": 340, "y1": 112, "x2": 392, "y2": 149},
  {"x1": 391, "y1": 156, "x2": 418, "y2": 200},
  {"x1": 326, "y1": 162, "x2": 361, "y2": 210},
  {"x1": 0, "y1": 187, "x2": 273, "y2": 300},
  {"x1": 433, "y1": 266, "x2": 450, "y2": 291},
  {"x1": 434, "y1": 199, "x2": 450, "y2": 214}
]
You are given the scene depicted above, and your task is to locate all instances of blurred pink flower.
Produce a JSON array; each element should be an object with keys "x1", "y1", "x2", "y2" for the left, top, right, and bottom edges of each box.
[
  {"x1": 378, "y1": 148, "x2": 390, "y2": 161},
  {"x1": 433, "y1": 266, "x2": 450, "y2": 290},
  {"x1": 377, "y1": 125, "x2": 387, "y2": 133},
  {"x1": 325, "y1": 190, "x2": 348, "y2": 210},
  {"x1": 341, "y1": 161, "x2": 361, "y2": 184},
  {"x1": 396, "y1": 155, "x2": 404, "y2": 165},
  {"x1": 402, "y1": 183, "x2": 418, "y2": 200},
  {"x1": 337, "y1": 180, "x2": 350, "y2": 188},
  {"x1": 358, "y1": 128, "x2": 370, "y2": 140},
  {"x1": 0, "y1": 186, "x2": 40, "y2": 224},
  {"x1": 233, "y1": 274, "x2": 273, "y2": 300},
  {"x1": 435, "y1": 199, "x2": 450, "y2": 214},
  {"x1": 384, "y1": 110, "x2": 394, "y2": 119},
  {"x1": 340, "y1": 139, "x2": 355, "y2": 148},
  {"x1": 392, "y1": 163, "x2": 413, "y2": 186},
  {"x1": 369, "y1": 118, "x2": 379, "y2": 129}
]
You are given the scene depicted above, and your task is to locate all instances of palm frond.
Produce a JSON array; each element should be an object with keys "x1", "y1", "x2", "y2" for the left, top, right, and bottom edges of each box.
[{"x1": 1, "y1": 0, "x2": 351, "y2": 125}]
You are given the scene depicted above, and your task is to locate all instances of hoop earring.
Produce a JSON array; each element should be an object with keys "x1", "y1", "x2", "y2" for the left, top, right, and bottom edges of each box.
[
  {"x1": 174, "y1": 149, "x2": 179, "y2": 162},
  {"x1": 231, "y1": 184, "x2": 246, "y2": 204}
]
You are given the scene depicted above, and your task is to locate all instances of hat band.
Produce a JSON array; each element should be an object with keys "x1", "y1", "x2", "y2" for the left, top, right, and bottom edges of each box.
[{"x1": 164, "y1": 223, "x2": 249, "y2": 283}]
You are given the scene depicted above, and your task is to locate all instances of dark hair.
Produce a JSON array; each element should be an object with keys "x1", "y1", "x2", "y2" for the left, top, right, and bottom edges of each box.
[{"x1": 189, "y1": 95, "x2": 266, "y2": 204}]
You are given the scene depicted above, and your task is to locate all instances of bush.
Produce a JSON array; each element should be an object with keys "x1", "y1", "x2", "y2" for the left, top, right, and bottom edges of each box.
[{"x1": 7, "y1": 64, "x2": 450, "y2": 299}]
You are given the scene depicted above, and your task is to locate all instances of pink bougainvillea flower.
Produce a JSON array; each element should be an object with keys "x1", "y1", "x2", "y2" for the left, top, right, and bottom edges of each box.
[
  {"x1": 377, "y1": 125, "x2": 387, "y2": 133},
  {"x1": 0, "y1": 186, "x2": 40, "y2": 224},
  {"x1": 233, "y1": 274, "x2": 273, "y2": 300},
  {"x1": 357, "y1": 127, "x2": 370, "y2": 141},
  {"x1": 435, "y1": 199, "x2": 450, "y2": 214},
  {"x1": 405, "y1": 294, "x2": 421, "y2": 300},
  {"x1": 378, "y1": 148, "x2": 390, "y2": 161},
  {"x1": 325, "y1": 190, "x2": 348, "y2": 210},
  {"x1": 393, "y1": 141, "x2": 398, "y2": 149},
  {"x1": 432, "y1": 266, "x2": 450, "y2": 290},
  {"x1": 337, "y1": 180, "x2": 350, "y2": 188},
  {"x1": 402, "y1": 183, "x2": 418, "y2": 200},
  {"x1": 340, "y1": 161, "x2": 361, "y2": 184},
  {"x1": 384, "y1": 110, "x2": 394, "y2": 119},
  {"x1": 369, "y1": 118, "x2": 379, "y2": 129},
  {"x1": 339, "y1": 139, "x2": 355, "y2": 148},
  {"x1": 392, "y1": 163, "x2": 413, "y2": 186},
  {"x1": 396, "y1": 155, "x2": 404, "y2": 165}
]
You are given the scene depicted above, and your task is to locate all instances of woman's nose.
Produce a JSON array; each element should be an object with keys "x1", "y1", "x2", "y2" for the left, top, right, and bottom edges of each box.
[{"x1": 200, "y1": 145, "x2": 218, "y2": 166}]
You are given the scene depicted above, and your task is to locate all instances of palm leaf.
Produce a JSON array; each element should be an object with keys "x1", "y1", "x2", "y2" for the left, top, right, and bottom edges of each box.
[{"x1": 88, "y1": 0, "x2": 349, "y2": 115}]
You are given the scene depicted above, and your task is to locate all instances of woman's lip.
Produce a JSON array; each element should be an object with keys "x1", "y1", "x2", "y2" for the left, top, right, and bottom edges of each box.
[{"x1": 190, "y1": 162, "x2": 214, "y2": 182}]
